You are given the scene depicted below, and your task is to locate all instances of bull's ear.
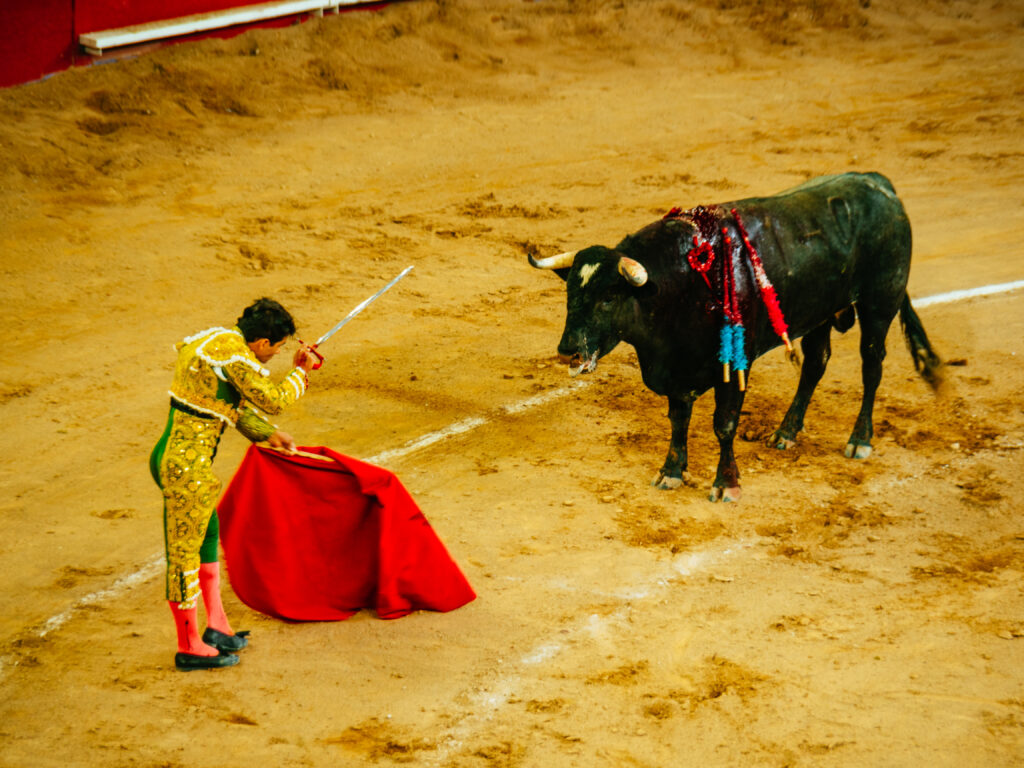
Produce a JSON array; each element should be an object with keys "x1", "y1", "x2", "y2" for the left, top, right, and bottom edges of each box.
[{"x1": 617, "y1": 256, "x2": 648, "y2": 287}]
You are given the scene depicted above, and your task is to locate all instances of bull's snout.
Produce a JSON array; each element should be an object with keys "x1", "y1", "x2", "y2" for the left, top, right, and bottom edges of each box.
[
  {"x1": 557, "y1": 333, "x2": 583, "y2": 364},
  {"x1": 557, "y1": 330, "x2": 598, "y2": 376},
  {"x1": 557, "y1": 337, "x2": 584, "y2": 367}
]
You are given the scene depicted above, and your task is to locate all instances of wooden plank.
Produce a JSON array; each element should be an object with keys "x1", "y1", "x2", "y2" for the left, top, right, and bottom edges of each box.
[{"x1": 79, "y1": 0, "x2": 363, "y2": 55}]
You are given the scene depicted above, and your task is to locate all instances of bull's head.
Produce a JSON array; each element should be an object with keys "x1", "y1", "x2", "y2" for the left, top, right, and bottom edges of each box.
[{"x1": 529, "y1": 247, "x2": 648, "y2": 376}]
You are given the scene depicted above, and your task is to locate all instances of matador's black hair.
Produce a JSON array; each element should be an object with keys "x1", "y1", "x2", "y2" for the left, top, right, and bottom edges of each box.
[{"x1": 237, "y1": 298, "x2": 296, "y2": 344}]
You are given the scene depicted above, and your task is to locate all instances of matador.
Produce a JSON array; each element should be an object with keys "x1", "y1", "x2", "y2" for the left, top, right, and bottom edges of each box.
[{"x1": 150, "y1": 298, "x2": 316, "y2": 670}]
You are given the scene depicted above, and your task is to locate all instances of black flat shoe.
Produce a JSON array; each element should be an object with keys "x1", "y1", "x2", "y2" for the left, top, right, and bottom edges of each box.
[
  {"x1": 175, "y1": 650, "x2": 240, "y2": 671},
  {"x1": 202, "y1": 627, "x2": 249, "y2": 653}
]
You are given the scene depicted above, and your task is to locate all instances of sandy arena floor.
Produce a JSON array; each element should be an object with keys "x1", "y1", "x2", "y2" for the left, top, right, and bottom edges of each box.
[{"x1": 0, "y1": 1, "x2": 1022, "y2": 765}]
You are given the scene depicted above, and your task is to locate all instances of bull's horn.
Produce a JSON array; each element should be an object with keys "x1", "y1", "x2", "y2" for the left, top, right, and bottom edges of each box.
[
  {"x1": 528, "y1": 250, "x2": 577, "y2": 270},
  {"x1": 618, "y1": 256, "x2": 648, "y2": 287}
]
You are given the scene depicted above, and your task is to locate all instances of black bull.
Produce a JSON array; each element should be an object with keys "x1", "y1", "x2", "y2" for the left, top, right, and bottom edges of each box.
[{"x1": 529, "y1": 172, "x2": 942, "y2": 502}]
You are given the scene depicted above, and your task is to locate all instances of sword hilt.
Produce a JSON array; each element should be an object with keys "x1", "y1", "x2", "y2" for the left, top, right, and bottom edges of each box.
[{"x1": 298, "y1": 340, "x2": 325, "y2": 371}]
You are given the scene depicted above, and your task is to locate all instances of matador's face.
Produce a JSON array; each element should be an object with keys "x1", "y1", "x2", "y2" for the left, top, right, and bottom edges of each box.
[{"x1": 248, "y1": 337, "x2": 288, "y2": 364}]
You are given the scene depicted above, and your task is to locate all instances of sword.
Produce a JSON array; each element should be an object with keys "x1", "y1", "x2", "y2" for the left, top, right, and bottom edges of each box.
[{"x1": 300, "y1": 265, "x2": 414, "y2": 370}]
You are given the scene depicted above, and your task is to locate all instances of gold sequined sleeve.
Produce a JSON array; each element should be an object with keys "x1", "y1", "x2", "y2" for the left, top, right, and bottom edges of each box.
[
  {"x1": 236, "y1": 406, "x2": 277, "y2": 443},
  {"x1": 221, "y1": 358, "x2": 308, "y2": 417}
]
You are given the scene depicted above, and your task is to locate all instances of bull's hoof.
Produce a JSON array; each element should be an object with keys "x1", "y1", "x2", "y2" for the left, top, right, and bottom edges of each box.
[
  {"x1": 844, "y1": 442, "x2": 872, "y2": 460},
  {"x1": 769, "y1": 431, "x2": 796, "y2": 450},
  {"x1": 708, "y1": 485, "x2": 741, "y2": 503},
  {"x1": 653, "y1": 473, "x2": 682, "y2": 490},
  {"x1": 652, "y1": 471, "x2": 696, "y2": 490}
]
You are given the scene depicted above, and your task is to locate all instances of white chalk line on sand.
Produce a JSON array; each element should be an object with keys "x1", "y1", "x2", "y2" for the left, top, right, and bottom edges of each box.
[
  {"x1": 0, "y1": 554, "x2": 167, "y2": 686},
  {"x1": 8, "y1": 278, "x2": 1021, "y2": 676},
  {"x1": 912, "y1": 279, "x2": 1024, "y2": 308},
  {"x1": 425, "y1": 540, "x2": 755, "y2": 765},
  {"x1": 362, "y1": 380, "x2": 591, "y2": 466},
  {"x1": 38, "y1": 554, "x2": 165, "y2": 638}
]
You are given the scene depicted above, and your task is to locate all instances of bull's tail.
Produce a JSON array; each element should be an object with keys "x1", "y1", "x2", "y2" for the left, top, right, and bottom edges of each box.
[{"x1": 899, "y1": 295, "x2": 943, "y2": 390}]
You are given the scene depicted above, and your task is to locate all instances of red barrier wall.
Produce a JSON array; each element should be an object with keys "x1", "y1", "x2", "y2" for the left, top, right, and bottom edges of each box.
[
  {"x1": 0, "y1": 1, "x2": 389, "y2": 89},
  {"x1": 75, "y1": 0, "x2": 255, "y2": 34},
  {"x1": 0, "y1": 0, "x2": 76, "y2": 88}
]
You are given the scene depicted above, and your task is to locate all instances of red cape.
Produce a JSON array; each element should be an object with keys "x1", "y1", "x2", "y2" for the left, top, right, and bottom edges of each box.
[{"x1": 218, "y1": 445, "x2": 475, "y2": 621}]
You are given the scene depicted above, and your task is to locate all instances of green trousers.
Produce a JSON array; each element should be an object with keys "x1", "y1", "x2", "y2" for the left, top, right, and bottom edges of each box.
[{"x1": 150, "y1": 407, "x2": 224, "y2": 606}]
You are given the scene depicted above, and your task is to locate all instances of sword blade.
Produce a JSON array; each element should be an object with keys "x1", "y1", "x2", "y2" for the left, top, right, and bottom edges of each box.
[{"x1": 315, "y1": 265, "x2": 415, "y2": 347}]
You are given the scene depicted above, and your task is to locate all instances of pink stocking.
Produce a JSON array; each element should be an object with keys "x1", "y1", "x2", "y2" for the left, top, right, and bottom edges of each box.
[
  {"x1": 198, "y1": 562, "x2": 233, "y2": 635},
  {"x1": 168, "y1": 601, "x2": 218, "y2": 656}
]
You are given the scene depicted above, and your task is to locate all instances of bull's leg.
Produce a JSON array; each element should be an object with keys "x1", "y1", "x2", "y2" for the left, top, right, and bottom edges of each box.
[
  {"x1": 709, "y1": 379, "x2": 747, "y2": 502},
  {"x1": 845, "y1": 313, "x2": 891, "y2": 459},
  {"x1": 770, "y1": 322, "x2": 832, "y2": 450},
  {"x1": 653, "y1": 394, "x2": 696, "y2": 490}
]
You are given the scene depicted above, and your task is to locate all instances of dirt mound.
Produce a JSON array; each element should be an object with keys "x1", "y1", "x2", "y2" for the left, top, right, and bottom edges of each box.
[{"x1": 0, "y1": 0, "x2": 918, "y2": 205}]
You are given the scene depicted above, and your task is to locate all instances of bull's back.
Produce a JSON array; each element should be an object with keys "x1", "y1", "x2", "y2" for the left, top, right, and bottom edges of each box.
[{"x1": 734, "y1": 172, "x2": 911, "y2": 341}]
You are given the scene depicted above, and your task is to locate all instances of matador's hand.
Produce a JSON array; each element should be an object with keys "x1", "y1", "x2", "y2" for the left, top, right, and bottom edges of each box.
[
  {"x1": 267, "y1": 430, "x2": 297, "y2": 454},
  {"x1": 293, "y1": 344, "x2": 318, "y2": 371}
]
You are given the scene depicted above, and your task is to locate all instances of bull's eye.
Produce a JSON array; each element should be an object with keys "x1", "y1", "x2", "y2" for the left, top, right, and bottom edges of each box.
[{"x1": 599, "y1": 299, "x2": 615, "y2": 311}]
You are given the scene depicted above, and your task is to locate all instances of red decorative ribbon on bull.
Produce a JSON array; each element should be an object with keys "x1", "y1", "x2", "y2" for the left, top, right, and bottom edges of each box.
[
  {"x1": 686, "y1": 237, "x2": 715, "y2": 290},
  {"x1": 731, "y1": 208, "x2": 793, "y2": 355},
  {"x1": 674, "y1": 207, "x2": 793, "y2": 390}
]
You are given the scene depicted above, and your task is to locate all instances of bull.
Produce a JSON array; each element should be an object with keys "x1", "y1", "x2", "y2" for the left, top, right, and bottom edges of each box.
[{"x1": 529, "y1": 172, "x2": 942, "y2": 502}]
